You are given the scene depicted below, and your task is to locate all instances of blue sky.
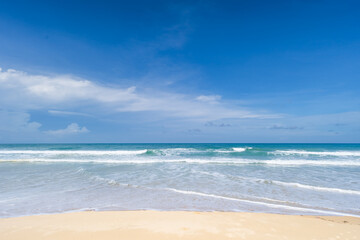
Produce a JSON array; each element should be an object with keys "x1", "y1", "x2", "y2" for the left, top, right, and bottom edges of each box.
[{"x1": 0, "y1": 0, "x2": 359, "y2": 143}]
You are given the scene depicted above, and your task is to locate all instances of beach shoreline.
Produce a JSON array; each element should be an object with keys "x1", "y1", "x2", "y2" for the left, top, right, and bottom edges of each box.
[{"x1": 1, "y1": 210, "x2": 359, "y2": 240}]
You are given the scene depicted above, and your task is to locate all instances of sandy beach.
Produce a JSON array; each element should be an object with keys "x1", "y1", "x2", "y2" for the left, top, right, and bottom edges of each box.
[{"x1": 0, "y1": 211, "x2": 359, "y2": 240}]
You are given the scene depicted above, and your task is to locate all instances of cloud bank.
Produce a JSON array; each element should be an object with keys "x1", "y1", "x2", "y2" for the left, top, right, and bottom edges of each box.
[
  {"x1": 1, "y1": 67, "x2": 359, "y2": 143},
  {"x1": 0, "y1": 68, "x2": 274, "y2": 121}
]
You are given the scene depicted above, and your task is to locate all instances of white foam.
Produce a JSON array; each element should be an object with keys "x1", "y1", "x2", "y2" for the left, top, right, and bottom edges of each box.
[
  {"x1": 261, "y1": 159, "x2": 360, "y2": 166},
  {"x1": 0, "y1": 150, "x2": 148, "y2": 155},
  {"x1": 1, "y1": 158, "x2": 360, "y2": 166},
  {"x1": 90, "y1": 176, "x2": 123, "y2": 186},
  {"x1": 233, "y1": 147, "x2": 252, "y2": 152},
  {"x1": 0, "y1": 158, "x2": 167, "y2": 164},
  {"x1": 190, "y1": 158, "x2": 360, "y2": 166},
  {"x1": 156, "y1": 148, "x2": 202, "y2": 156},
  {"x1": 165, "y1": 188, "x2": 359, "y2": 216},
  {"x1": 272, "y1": 150, "x2": 360, "y2": 157},
  {"x1": 214, "y1": 147, "x2": 252, "y2": 153},
  {"x1": 232, "y1": 147, "x2": 246, "y2": 152},
  {"x1": 197, "y1": 171, "x2": 360, "y2": 195},
  {"x1": 0, "y1": 147, "x2": 252, "y2": 156},
  {"x1": 271, "y1": 180, "x2": 360, "y2": 195}
]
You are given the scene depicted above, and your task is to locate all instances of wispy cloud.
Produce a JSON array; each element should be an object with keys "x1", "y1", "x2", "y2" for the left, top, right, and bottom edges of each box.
[
  {"x1": 0, "y1": 68, "x2": 276, "y2": 121},
  {"x1": 196, "y1": 95, "x2": 221, "y2": 104},
  {"x1": 187, "y1": 128, "x2": 202, "y2": 134},
  {"x1": 48, "y1": 110, "x2": 92, "y2": 117},
  {"x1": 45, "y1": 123, "x2": 89, "y2": 135},
  {"x1": 269, "y1": 124, "x2": 304, "y2": 130},
  {"x1": 205, "y1": 121, "x2": 232, "y2": 127}
]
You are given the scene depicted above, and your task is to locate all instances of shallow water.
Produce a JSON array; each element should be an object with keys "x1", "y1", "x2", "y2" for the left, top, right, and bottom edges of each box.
[{"x1": 0, "y1": 143, "x2": 359, "y2": 217}]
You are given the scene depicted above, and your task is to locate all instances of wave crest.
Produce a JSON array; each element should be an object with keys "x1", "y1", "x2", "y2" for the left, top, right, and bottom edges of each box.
[{"x1": 0, "y1": 149, "x2": 148, "y2": 155}]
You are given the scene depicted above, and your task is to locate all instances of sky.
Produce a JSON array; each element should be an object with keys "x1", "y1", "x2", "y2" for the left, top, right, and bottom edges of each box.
[{"x1": 0, "y1": 0, "x2": 359, "y2": 143}]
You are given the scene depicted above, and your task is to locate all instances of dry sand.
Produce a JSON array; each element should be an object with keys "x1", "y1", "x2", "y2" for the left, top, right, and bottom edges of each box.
[{"x1": 0, "y1": 211, "x2": 359, "y2": 240}]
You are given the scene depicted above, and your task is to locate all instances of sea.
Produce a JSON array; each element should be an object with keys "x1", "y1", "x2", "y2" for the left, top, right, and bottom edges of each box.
[{"x1": 0, "y1": 143, "x2": 359, "y2": 218}]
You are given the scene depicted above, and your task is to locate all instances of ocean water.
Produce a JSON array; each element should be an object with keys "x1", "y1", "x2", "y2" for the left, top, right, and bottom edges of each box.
[{"x1": 0, "y1": 143, "x2": 359, "y2": 218}]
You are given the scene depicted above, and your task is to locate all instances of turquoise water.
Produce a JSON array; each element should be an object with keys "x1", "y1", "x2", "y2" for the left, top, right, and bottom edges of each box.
[{"x1": 0, "y1": 143, "x2": 359, "y2": 217}]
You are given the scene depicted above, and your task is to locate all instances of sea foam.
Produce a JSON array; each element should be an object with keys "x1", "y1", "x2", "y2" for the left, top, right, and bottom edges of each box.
[
  {"x1": 0, "y1": 149, "x2": 148, "y2": 155},
  {"x1": 1, "y1": 143, "x2": 359, "y2": 218},
  {"x1": 165, "y1": 188, "x2": 359, "y2": 216},
  {"x1": 2, "y1": 157, "x2": 360, "y2": 166},
  {"x1": 272, "y1": 150, "x2": 360, "y2": 157}
]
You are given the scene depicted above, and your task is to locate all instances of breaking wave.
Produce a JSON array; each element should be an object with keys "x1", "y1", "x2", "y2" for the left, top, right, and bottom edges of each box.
[{"x1": 0, "y1": 149, "x2": 149, "y2": 155}]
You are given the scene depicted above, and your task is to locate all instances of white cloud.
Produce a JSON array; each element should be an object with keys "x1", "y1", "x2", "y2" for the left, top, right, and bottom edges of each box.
[
  {"x1": 0, "y1": 68, "x2": 276, "y2": 121},
  {"x1": 45, "y1": 123, "x2": 89, "y2": 135},
  {"x1": 196, "y1": 95, "x2": 221, "y2": 104},
  {"x1": 0, "y1": 111, "x2": 41, "y2": 132},
  {"x1": 0, "y1": 68, "x2": 136, "y2": 106}
]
